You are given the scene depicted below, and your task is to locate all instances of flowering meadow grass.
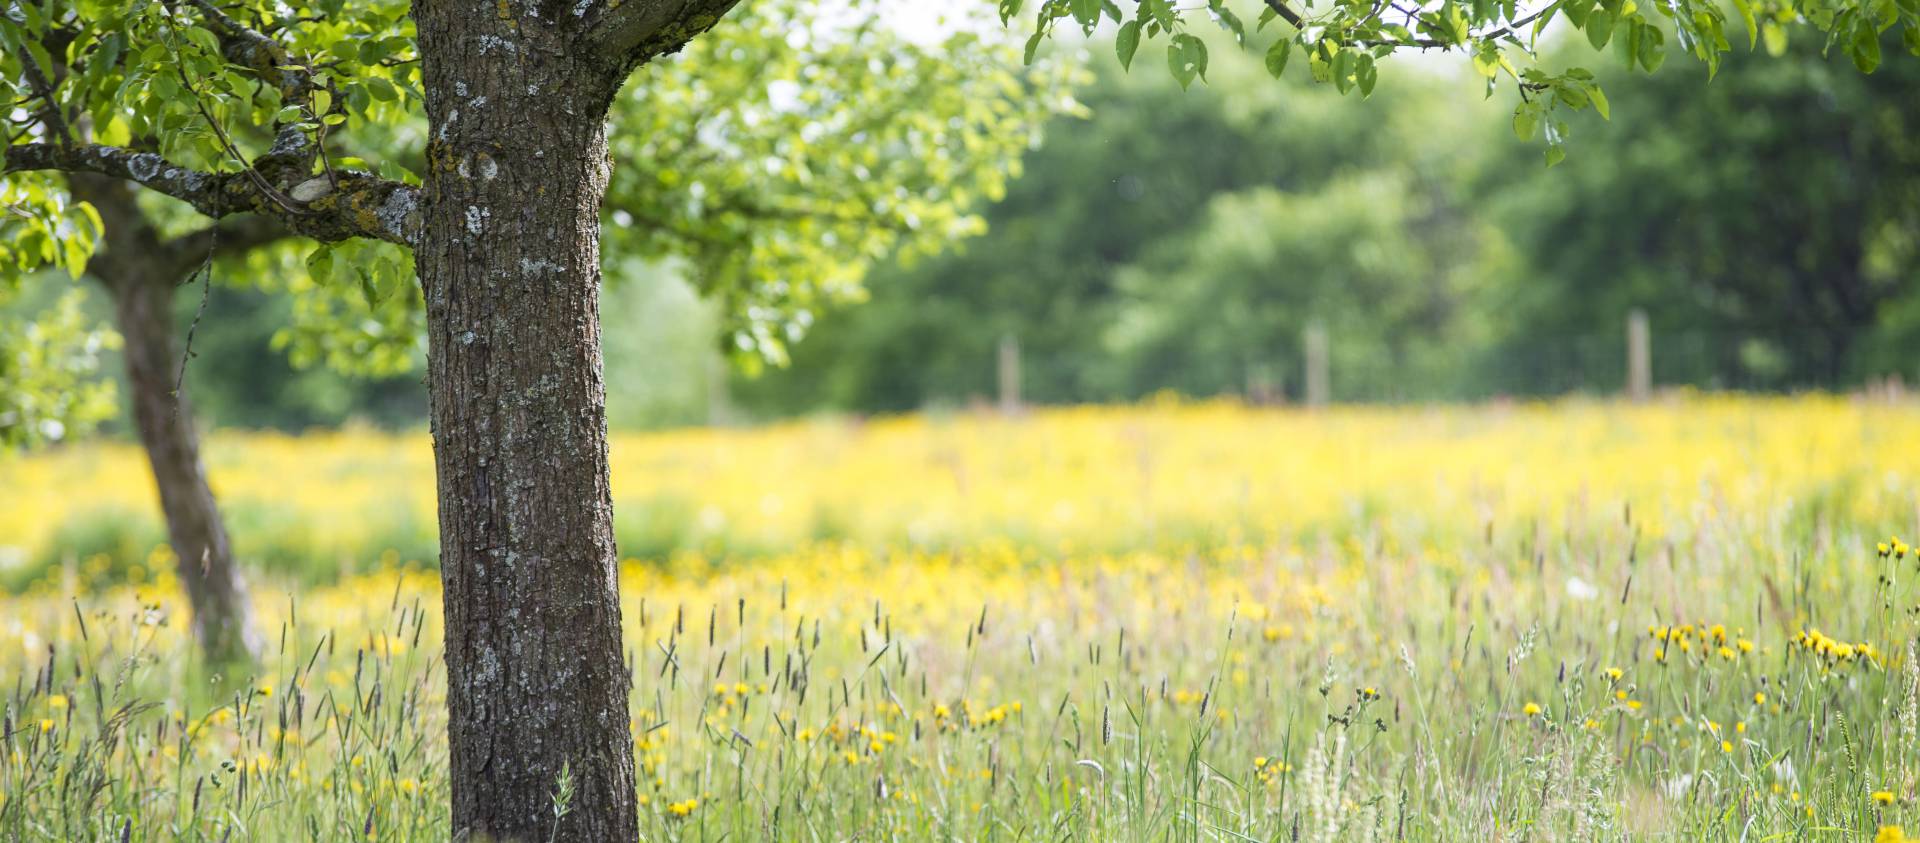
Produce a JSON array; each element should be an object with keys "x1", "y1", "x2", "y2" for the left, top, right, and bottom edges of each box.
[{"x1": 5, "y1": 395, "x2": 1920, "y2": 840}]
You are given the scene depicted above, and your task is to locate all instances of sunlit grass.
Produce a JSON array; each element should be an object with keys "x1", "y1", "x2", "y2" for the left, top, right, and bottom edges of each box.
[{"x1": 6, "y1": 395, "x2": 1920, "y2": 839}]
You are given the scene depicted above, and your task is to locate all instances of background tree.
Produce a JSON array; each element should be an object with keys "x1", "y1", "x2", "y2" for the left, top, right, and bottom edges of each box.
[
  {"x1": 738, "y1": 37, "x2": 1502, "y2": 410},
  {"x1": 746, "y1": 21, "x2": 1920, "y2": 414},
  {"x1": 1099, "y1": 173, "x2": 1497, "y2": 401},
  {"x1": 1485, "y1": 37, "x2": 1920, "y2": 389},
  {"x1": 0, "y1": 180, "x2": 114, "y2": 446},
  {"x1": 0, "y1": 287, "x2": 117, "y2": 447}
]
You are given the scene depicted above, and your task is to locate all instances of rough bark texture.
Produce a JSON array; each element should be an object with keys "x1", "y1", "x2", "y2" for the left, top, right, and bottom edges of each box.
[
  {"x1": 413, "y1": 7, "x2": 633, "y2": 841},
  {"x1": 6, "y1": 141, "x2": 420, "y2": 246},
  {"x1": 107, "y1": 265, "x2": 262, "y2": 664},
  {"x1": 70, "y1": 175, "x2": 266, "y2": 665}
]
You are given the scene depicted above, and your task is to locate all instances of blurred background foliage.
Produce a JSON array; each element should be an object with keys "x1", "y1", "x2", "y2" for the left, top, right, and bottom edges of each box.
[{"x1": 8, "y1": 26, "x2": 1919, "y2": 432}]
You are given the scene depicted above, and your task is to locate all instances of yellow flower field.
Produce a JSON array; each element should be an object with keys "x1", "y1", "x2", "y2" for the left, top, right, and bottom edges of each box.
[
  {"x1": 3, "y1": 393, "x2": 1915, "y2": 578},
  {"x1": 5, "y1": 394, "x2": 1920, "y2": 839}
]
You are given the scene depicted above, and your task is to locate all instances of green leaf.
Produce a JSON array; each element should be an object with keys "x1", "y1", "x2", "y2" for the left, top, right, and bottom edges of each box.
[
  {"x1": 344, "y1": 83, "x2": 372, "y2": 118},
  {"x1": 1185, "y1": 34, "x2": 1209, "y2": 80},
  {"x1": 1851, "y1": 20, "x2": 1883, "y2": 72},
  {"x1": 1354, "y1": 53, "x2": 1378, "y2": 97},
  {"x1": 1263, "y1": 38, "x2": 1292, "y2": 78},
  {"x1": 185, "y1": 26, "x2": 221, "y2": 57},
  {"x1": 60, "y1": 233, "x2": 90, "y2": 280},
  {"x1": 1545, "y1": 143, "x2": 1567, "y2": 167},
  {"x1": 1116, "y1": 20, "x2": 1142, "y2": 70},
  {"x1": 22, "y1": 38, "x2": 57, "y2": 89},
  {"x1": 366, "y1": 77, "x2": 399, "y2": 102},
  {"x1": 1586, "y1": 9, "x2": 1615, "y2": 48},
  {"x1": 1071, "y1": 0, "x2": 1101, "y2": 27},
  {"x1": 358, "y1": 37, "x2": 392, "y2": 66},
  {"x1": 1167, "y1": 34, "x2": 1207, "y2": 89},
  {"x1": 1637, "y1": 24, "x2": 1667, "y2": 71},
  {"x1": 307, "y1": 244, "x2": 337, "y2": 284},
  {"x1": 1730, "y1": 0, "x2": 1758, "y2": 48},
  {"x1": 1512, "y1": 103, "x2": 1540, "y2": 140},
  {"x1": 151, "y1": 72, "x2": 180, "y2": 103},
  {"x1": 1761, "y1": 21, "x2": 1788, "y2": 56},
  {"x1": 1564, "y1": 0, "x2": 1592, "y2": 27},
  {"x1": 1588, "y1": 83, "x2": 1610, "y2": 120},
  {"x1": 1214, "y1": 5, "x2": 1246, "y2": 44}
]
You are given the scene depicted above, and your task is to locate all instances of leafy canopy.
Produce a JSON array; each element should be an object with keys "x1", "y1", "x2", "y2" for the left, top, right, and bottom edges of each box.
[{"x1": 1004, "y1": 0, "x2": 1920, "y2": 164}]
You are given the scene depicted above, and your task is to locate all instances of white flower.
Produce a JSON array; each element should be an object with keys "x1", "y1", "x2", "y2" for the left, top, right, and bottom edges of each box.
[{"x1": 1565, "y1": 576, "x2": 1599, "y2": 601}]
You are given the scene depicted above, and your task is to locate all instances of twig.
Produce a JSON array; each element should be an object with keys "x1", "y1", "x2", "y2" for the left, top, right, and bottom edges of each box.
[{"x1": 174, "y1": 225, "x2": 217, "y2": 413}]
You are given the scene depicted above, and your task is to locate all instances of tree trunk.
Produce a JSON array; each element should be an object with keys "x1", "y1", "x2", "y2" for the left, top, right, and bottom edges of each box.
[
  {"x1": 414, "y1": 10, "x2": 634, "y2": 841},
  {"x1": 107, "y1": 274, "x2": 261, "y2": 664}
]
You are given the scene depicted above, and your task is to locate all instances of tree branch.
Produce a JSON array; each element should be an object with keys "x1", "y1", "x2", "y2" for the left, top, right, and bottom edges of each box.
[
  {"x1": 575, "y1": 0, "x2": 745, "y2": 73},
  {"x1": 4, "y1": 143, "x2": 421, "y2": 246},
  {"x1": 1263, "y1": 0, "x2": 1308, "y2": 29},
  {"x1": 181, "y1": 0, "x2": 319, "y2": 102},
  {"x1": 1264, "y1": 0, "x2": 1555, "y2": 50},
  {"x1": 163, "y1": 215, "x2": 292, "y2": 281}
]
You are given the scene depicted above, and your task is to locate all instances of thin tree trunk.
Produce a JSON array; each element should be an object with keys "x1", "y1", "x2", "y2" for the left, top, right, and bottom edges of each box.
[
  {"x1": 68, "y1": 172, "x2": 263, "y2": 666},
  {"x1": 414, "y1": 11, "x2": 634, "y2": 840},
  {"x1": 106, "y1": 274, "x2": 261, "y2": 664}
]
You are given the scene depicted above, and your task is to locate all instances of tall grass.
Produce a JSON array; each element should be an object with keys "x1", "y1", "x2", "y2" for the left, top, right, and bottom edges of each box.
[{"x1": 5, "y1": 396, "x2": 1920, "y2": 839}]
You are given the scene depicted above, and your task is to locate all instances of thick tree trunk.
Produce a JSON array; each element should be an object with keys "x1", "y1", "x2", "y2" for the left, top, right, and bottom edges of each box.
[
  {"x1": 414, "y1": 10, "x2": 634, "y2": 841},
  {"x1": 107, "y1": 275, "x2": 261, "y2": 664}
]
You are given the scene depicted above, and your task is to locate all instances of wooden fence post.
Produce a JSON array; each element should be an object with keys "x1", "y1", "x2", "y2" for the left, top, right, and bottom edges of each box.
[
  {"x1": 998, "y1": 333, "x2": 1022, "y2": 414},
  {"x1": 706, "y1": 354, "x2": 733, "y2": 426},
  {"x1": 1303, "y1": 323, "x2": 1329, "y2": 409},
  {"x1": 1627, "y1": 308, "x2": 1651, "y2": 402}
]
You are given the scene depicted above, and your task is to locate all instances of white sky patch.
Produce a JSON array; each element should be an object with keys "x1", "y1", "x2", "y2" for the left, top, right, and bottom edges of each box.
[{"x1": 809, "y1": 0, "x2": 1008, "y2": 47}]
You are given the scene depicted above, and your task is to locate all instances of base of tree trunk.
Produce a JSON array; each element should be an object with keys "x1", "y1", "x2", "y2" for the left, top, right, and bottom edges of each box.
[{"x1": 109, "y1": 274, "x2": 261, "y2": 665}]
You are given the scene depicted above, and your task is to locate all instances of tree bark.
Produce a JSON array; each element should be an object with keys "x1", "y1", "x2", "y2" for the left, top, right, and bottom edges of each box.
[
  {"x1": 106, "y1": 272, "x2": 262, "y2": 664},
  {"x1": 413, "y1": 10, "x2": 634, "y2": 841}
]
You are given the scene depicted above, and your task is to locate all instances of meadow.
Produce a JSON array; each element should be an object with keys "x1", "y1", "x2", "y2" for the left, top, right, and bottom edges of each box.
[{"x1": 5, "y1": 395, "x2": 1920, "y2": 840}]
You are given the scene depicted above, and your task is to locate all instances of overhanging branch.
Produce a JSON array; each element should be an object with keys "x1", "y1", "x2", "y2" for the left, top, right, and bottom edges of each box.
[
  {"x1": 1263, "y1": 0, "x2": 1554, "y2": 50},
  {"x1": 4, "y1": 143, "x2": 421, "y2": 246},
  {"x1": 1263, "y1": 0, "x2": 1309, "y2": 29},
  {"x1": 575, "y1": 0, "x2": 745, "y2": 73}
]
